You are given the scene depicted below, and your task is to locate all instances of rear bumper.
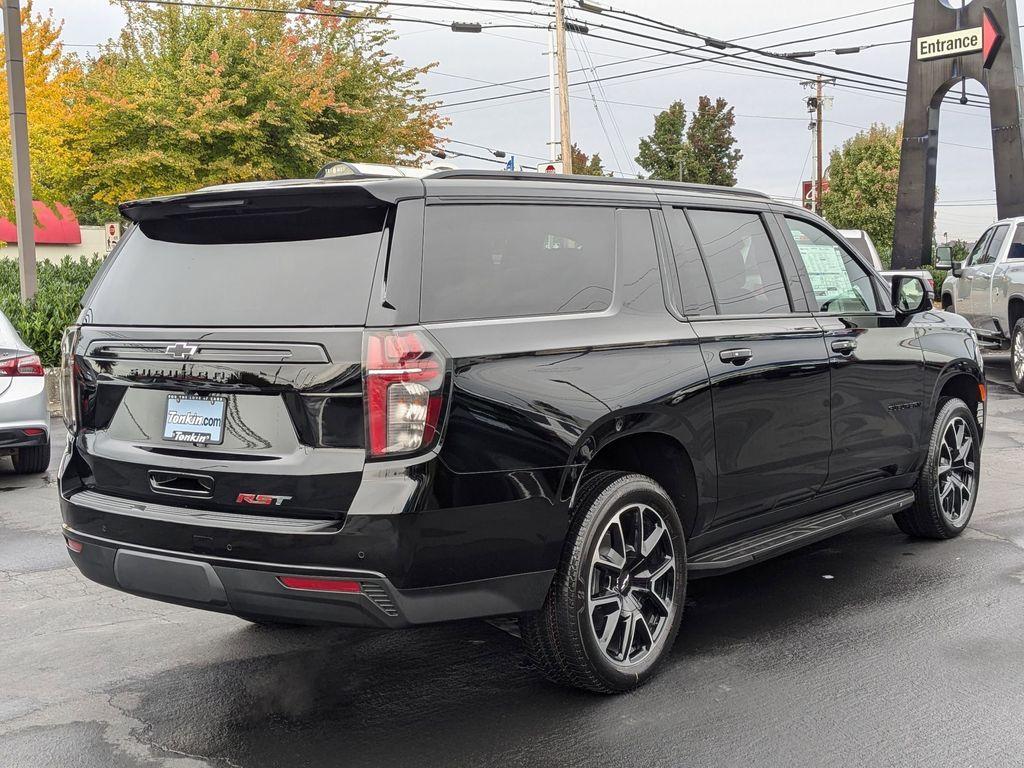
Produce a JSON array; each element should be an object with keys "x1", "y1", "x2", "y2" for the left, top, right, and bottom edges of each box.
[
  {"x1": 0, "y1": 376, "x2": 49, "y2": 447},
  {"x1": 64, "y1": 526, "x2": 554, "y2": 628}
]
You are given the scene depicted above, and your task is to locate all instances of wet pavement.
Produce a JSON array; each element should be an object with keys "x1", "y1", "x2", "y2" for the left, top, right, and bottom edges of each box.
[{"x1": 2, "y1": 354, "x2": 1023, "y2": 767}]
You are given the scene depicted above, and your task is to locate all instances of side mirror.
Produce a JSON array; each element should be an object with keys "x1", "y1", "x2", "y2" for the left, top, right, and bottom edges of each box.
[
  {"x1": 892, "y1": 275, "x2": 930, "y2": 316},
  {"x1": 951, "y1": 260, "x2": 964, "y2": 278},
  {"x1": 934, "y1": 246, "x2": 953, "y2": 270}
]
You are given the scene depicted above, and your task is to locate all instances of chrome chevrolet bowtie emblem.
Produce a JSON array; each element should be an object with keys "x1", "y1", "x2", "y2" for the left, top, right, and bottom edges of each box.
[{"x1": 165, "y1": 342, "x2": 199, "y2": 360}]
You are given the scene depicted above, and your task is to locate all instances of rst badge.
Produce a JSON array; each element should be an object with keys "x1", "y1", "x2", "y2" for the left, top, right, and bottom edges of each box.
[{"x1": 236, "y1": 493, "x2": 292, "y2": 506}]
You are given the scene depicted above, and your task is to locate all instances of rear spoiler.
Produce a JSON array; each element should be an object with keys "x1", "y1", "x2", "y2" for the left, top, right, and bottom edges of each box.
[{"x1": 119, "y1": 178, "x2": 422, "y2": 223}]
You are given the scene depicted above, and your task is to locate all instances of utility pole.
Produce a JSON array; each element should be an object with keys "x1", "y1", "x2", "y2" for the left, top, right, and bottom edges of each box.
[
  {"x1": 3, "y1": 0, "x2": 36, "y2": 301},
  {"x1": 802, "y1": 75, "x2": 834, "y2": 215},
  {"x1": 547, "y1": 25, "x2": 557, "y2": 162},
  {"x1": 553, "y1": 0, "x2": 572, "y2": 173}
]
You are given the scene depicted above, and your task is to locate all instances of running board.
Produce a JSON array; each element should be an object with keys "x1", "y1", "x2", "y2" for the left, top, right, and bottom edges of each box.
[{"x1": 688, "y1": 490, "x2": 916, "y2": 578}]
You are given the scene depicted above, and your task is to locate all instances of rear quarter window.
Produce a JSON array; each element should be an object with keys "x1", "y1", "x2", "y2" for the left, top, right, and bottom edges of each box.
[{"x1": 420, "y1": 204, "x2": 615, "y2": 322}]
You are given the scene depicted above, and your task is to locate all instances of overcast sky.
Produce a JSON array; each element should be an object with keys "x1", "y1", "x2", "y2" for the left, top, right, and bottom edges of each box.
[{"x1": 41, "y1": 0, "x2": 1023, "y2": 241}]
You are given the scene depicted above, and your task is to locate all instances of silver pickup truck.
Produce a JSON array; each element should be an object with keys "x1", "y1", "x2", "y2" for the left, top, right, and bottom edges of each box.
[{"x1": 939, "y1": 217, "x2": 1024, "y2": 391}]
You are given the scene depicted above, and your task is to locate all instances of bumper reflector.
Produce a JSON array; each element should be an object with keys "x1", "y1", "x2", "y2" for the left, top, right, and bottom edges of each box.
[
  {"x1": 65, "y1": 537, "x2": 83, "y2": 553},
  {"x1": 23, "y1": 428, "x2": 44, "y2": 437},
  {"x1": 277, "y1": 576, "x2": 361, "y2": 593}
]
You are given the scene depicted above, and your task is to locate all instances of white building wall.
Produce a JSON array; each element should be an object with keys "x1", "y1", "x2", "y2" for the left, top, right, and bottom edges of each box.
[{"x1": 0, "y1": 225, "x2": 107, "y2": 263}]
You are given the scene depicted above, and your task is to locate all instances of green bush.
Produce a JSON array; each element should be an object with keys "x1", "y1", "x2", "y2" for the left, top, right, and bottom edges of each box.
[{"x1": 0, "y1": 256, "x2": 103, "y2": 367}]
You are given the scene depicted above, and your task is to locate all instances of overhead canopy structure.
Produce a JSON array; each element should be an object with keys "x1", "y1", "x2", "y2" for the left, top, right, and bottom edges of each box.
[{"x1": 893, "y1": 0, "x2": 1024, "y2": 268}]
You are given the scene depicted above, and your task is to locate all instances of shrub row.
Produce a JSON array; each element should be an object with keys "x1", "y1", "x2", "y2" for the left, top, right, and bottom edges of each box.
[{"x1": 0, "y1": 257, "x2": 103, "y2": 367}]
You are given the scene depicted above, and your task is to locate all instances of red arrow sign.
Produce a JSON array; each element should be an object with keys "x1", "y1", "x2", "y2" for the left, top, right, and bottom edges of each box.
[{"x1": 982, "y1": 8, "x2": 1004, "y2": 69}]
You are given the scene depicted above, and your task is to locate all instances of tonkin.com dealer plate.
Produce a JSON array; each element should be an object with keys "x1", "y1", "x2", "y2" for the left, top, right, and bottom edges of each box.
[{"x1": 163, "y1": 394, "x2": 227, "y2": 445}]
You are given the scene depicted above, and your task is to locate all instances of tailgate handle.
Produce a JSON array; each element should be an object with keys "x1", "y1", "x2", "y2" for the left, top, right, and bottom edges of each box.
[{"x1": 149, "y1": 470, "x2": 214, "y2": 499}]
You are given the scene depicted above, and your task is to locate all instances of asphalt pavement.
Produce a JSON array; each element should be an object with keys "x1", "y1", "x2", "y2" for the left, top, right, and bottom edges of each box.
[{"x1": 2, "y1": 354, "x2": 1023, "y2": 768}]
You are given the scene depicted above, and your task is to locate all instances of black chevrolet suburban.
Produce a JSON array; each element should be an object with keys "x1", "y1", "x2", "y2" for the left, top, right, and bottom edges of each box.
[{"x1": 60, "y1": 170, "x2": 985, "y2": 693}]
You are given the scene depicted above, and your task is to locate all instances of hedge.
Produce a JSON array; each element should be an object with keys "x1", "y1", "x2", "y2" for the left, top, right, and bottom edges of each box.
[{"x1": 0, "y1": 256, "x2": 104, "y2": 367}]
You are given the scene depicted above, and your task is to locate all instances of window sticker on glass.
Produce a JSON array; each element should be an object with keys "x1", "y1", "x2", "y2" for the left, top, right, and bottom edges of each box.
[{"x1": 796, "y1": 243, "x2": 853, "y2": 299}]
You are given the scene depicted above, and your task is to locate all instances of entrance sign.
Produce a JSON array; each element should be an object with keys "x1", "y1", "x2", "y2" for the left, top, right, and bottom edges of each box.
[
  {"x1": 914, "y1": 9, "x2": 1003, "y2": 63},
  {"x1": 893, "y1": 1, "x2": 1024, "y2": 269},
  {"x1": 916, "y1": 28, "x2": 982, "y2": 61}
]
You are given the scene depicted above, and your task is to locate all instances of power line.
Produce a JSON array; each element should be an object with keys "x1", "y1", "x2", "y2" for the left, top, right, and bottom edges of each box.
[
  {"x1": 730, "y1": 2, "x2": 913, "y2": 43},
  {"x1": 117, "y1": 0, "x2": 550, "y2": 28}
]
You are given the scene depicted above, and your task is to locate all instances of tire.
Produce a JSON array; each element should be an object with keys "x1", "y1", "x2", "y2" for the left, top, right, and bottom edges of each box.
[
  {"x1": 894, "y1": 397, "x2": 981, "y2": 539},
  {"x1": 12, "y1": 443, "x2": 49, "y2": 474},
  {"x1": 1011, "y1": 319, "x2": 1024, "y2": 394},
  {"x1": 521, "y1": 471, "x2": 687, "y2": 694}
]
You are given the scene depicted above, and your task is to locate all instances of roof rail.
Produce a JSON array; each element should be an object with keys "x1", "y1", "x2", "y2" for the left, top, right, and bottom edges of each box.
[{"x1": 427, "y1": 169, "x2": 771, "y2": 199}]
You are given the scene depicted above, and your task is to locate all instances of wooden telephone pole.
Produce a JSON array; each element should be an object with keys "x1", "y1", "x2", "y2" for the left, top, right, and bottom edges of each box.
[
  {"x1": 802, "y1": 74, "x2": 834, "y2": 214},
  {"x1": 553, "y1": 0, "x2": 572, "y2": 173}
]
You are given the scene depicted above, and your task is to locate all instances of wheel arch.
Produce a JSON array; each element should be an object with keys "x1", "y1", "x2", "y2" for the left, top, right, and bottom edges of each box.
[
  {"x1": 568, "y1": 429, "x2": 704, "y2": 537},
  {"x1": 941, "y1": 291, "x2": 954, "y2": 311},
  {"x1": 932, "y1": 366, "x2": 984, "y2": 427},
  {"x1": 1007, "y1": 294, "x2": 1024, "y2": 333}
]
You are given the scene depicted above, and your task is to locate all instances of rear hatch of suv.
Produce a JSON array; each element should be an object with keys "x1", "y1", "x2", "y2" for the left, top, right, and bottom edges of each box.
[{"x1": 64, "y1": 182, "x2": 396, "y2": 523}]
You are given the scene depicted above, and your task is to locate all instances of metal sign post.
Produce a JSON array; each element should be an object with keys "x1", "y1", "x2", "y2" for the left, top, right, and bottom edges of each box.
[
  {"x1": 893, "y1": 0, "x2": 1023, "y2": 269},
  {"x1": 2, "y1": 0, "x2": 36, "y2": 301}
]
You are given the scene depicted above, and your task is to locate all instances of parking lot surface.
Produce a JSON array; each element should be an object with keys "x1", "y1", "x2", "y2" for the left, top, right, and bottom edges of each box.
[{"x1": 2, "y1": 353, "x2": 1023, "y2": 768}]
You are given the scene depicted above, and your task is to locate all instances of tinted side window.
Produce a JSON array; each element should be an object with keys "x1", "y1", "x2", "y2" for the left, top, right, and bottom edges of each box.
[
  {"x1": 1009, "y1": 225, "x2": 1024, "y2": 260},
  {"x1": 666, "y1": 209, "x2": 715, "y2": 315},
  {"x1": 785, "y1": 218, "x2": 878, "y2": 313},
  {"x1": 616, "y1": 208, "x2": 665, "y2": 316},
  {"x1": 978, "y1": 224, "x2": 1009, "y2": 265},
  {"x1": 421, "y1": 205, "x2": 615, "y2": 322},
  {"x1": 688, "y1": 209, "x2": 790, "y2": 315}
]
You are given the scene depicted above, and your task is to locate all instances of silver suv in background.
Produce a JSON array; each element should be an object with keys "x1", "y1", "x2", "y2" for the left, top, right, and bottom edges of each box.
[
  {"x1": 939, "y1": 218, "x2": 1024, "y2": 392},
  {"x1": 840, "y1": 229, "x2": 936, "y2": 300}
]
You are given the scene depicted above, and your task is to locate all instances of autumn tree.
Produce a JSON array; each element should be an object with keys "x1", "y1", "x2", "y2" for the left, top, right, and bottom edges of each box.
[
  {"x1": 65, "y1": 0, "x2": 446, "y2": 222},
  {"x1": 560, "y1": 143, "x2": 606, "y2": 176},
  {"x1": 635, "y1": 97, "x2": 741, "y2": 185},
  {"x1": 0, "y1": 1, "x2": 87, "y2": 218},
  {"x1": 821, "y1": 123, "x2": 902, "y2": 255}
]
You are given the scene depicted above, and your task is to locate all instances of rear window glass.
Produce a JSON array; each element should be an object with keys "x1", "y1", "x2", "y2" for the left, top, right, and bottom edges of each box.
[
  {"x1": 84, "y1": 206, "x2": 387, "y2": 326},
  {"x1": 421, "y1": 204, "x2": 615, "y2": 322}
]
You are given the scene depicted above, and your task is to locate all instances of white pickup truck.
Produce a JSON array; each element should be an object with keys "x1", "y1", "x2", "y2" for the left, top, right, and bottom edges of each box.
[
  {"x1": 939, "y1": 217, "x2": 1024, "y2": 391},
  {"x1": 839, "y1": 229, "x2": 936, "y2": 299}
]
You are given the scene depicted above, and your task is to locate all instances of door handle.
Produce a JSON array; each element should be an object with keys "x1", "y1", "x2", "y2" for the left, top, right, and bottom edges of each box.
[
  {"x1": 720, "y1": 348, "x2": 753, "y2": 365},
  {"x1": 831, "y1": 339, "x2": 857, "y2": 354}
]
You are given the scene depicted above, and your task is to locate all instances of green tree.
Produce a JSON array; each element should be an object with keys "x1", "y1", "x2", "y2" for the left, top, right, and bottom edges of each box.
[
  {"x1": 635, "y1": 97, "x2": 741, "y2": 184},
  {"x1": 635, "y1": 100, "x2": 686, "y2": 181},
  {"x1": 561, "y1": 143, "x2": 606, "y2": 176},
  {"x1": 821, "y1": 123, "x2": 902, "y2": 255},
  {"x1": 65, "y1": 0, "x2": 446, "y2": 222}
]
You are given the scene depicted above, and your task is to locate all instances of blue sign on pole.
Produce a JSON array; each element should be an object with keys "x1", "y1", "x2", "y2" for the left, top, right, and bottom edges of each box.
[{"x1": 505, "y1": 156, "x2": 515, "y2": 171}]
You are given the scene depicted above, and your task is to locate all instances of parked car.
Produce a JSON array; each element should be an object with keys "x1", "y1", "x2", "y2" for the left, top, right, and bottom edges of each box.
[
  {"x1": 60, "y1": 171, "x2": 985, "y2": 693},
  {"x1": 938, "y1": 218, "x2": 1024, "y2": 391},
  {"x1": 839, "y1": 229, "x2": 936, "y2": 299},
  {"x1": 0, "y1": 311, "x2": 50, "y2": 474}
]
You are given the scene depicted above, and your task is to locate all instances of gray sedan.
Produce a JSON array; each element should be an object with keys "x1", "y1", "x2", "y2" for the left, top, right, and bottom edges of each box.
[{"x1": 0, "y1": 311, "x2": 49, "y2": 473}]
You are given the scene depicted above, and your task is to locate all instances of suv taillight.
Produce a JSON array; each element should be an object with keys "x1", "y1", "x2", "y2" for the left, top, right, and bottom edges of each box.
[
  {"x1": 363, "y1": 329, "x2": 447, "y2": 458},
  {"x1": 0, "y1": 353, "x2": 44, "y2": 376},
  {"x1": 59, "y1": 327, "x2": 80, "y2": 433}
]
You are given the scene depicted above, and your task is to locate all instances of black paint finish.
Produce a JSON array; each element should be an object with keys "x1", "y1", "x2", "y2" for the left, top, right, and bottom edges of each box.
[{"x1": 59, "y1": 174, "x2": 986, "y2": 627}]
